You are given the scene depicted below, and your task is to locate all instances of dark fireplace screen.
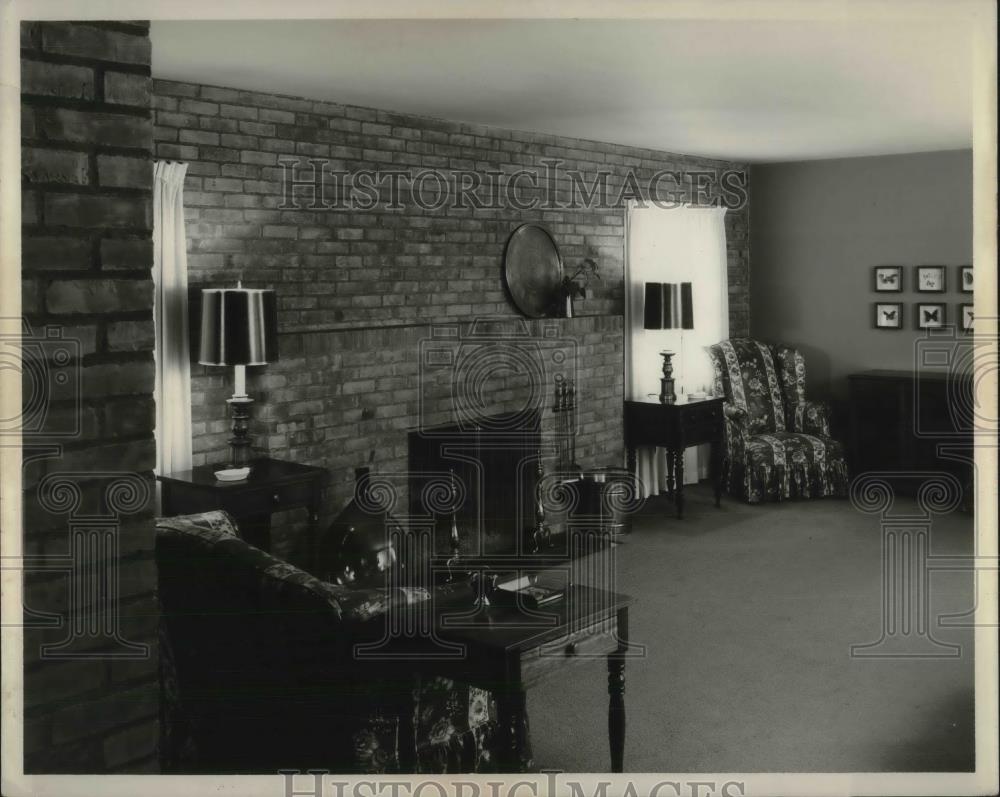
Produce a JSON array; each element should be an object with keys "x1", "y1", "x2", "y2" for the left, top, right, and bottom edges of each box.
[{"x1": 408, "y1": 409, "x2": 541, "y2": 562}]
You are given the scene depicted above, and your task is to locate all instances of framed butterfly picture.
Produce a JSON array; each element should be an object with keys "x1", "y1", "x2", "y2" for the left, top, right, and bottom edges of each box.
[
  {"x1": 873, "y1": 302, "x2": 903, "y2": 329},
  {"x1": 915, "y1": 265, "x2": 946, "y2": 293},
  {"x1": 959, "y1": 303, "x2": 974, "y2": 332},
  {"x1": 959, "y1": 265, "x2": 973, "y2": 293},
  {"x1": 916, "y1": 302, "x2": 946, "y2": 330},
  {"x1": 873, "y1": 266, "x2": 903, "y2": 292}
]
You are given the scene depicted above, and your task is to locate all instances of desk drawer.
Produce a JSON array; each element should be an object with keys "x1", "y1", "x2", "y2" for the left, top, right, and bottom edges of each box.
[
  {"x1": 224, "y1": 480, "x2": 314, "y2": 517},
  {"x1": 521, "y1": 617, "x2": 619, "y2": 686},
  {"x1": 680, "y1": 402, "x2": 722, "y2": 441}
]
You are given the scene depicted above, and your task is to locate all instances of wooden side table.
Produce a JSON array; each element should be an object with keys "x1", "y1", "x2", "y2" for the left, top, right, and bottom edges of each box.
[
  {"x1": 624, "y1": 397, "x2": 724, "y2": 518},
  {"x1": 158, "y1": 457, "x2": 328, "y2": 558}
]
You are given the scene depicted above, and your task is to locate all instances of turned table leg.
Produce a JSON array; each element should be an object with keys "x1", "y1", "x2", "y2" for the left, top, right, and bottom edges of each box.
[
  {"x1": 664, "y1": 448, "x2": 675, "y2": 497},
  {"x1": 675, "y1": 450, "x2": 685, "y2": 519},
  {"x1": 712, "y1": 440, "x2": 722, "y2": 508},
  {"x1": 607, "y1": 608, "x2": 628, "y2": 772},
  {"x1": 496, "y1": 683, "x2": 529, "y2": 772}
]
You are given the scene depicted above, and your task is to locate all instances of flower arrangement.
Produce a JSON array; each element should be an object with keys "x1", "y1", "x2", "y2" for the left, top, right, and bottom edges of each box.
[{"x1": 559, "y1": 257, "x2": 600, "y2": 317}]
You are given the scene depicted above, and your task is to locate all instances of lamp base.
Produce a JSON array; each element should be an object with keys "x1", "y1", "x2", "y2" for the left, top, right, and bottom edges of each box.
[
  {"x1": 658, "y1": 351, "x2": 677, "y2": 405},
  {"x1": 226, "y1": 396, "x2": 255, "y2": 468}
]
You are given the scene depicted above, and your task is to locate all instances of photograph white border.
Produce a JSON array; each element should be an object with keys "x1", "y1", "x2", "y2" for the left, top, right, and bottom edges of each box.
[{"x1": 2, "y1": 2, "x2": 997, "y2": 797}]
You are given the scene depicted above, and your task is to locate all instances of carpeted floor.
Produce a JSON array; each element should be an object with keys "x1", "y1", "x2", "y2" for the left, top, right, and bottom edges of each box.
[{"x1": 528, "y1": 484, "x2": 976, "y2": 772}]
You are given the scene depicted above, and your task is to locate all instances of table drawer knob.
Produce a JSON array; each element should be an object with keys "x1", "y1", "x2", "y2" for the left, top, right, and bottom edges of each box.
[{"x1": 272, "y1": 493, "x2": 281, "y2": 504}]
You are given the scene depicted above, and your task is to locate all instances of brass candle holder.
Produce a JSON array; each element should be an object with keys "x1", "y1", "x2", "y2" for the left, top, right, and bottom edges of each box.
[{"x1": 658, "y1": 350, "x2": 677, "y2": 405}]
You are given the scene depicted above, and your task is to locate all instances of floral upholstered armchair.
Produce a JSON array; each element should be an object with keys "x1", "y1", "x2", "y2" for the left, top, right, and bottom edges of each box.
[
  {"x1": 155, "y1": 511, "x2": 531, "y2": 774},
  {"x1": 708, "y1": 339, "x2": 849, "y2": 503}
]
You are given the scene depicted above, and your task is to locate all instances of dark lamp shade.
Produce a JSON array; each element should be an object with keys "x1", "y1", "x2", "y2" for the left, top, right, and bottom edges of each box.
[
  {"x1": 643, "y1": 282, "x2": 694, "y2": 330},
  {"x1": 197, "y1": 288, "x2": 278, "y2": 366}
]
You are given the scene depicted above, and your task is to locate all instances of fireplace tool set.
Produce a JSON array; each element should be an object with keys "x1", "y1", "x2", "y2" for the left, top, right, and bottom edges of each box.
[
  {"x1": 528, "y1": 376, "x2": 581, "y2": 552},
  {"x1": 444, "y1": 468, "x2": 463, "y2": 579},
  {"x1": 529, "y1": 453, "x2": 553, "y2": 553},
  {"x1": 553, "y1": 376, "x2": 580, "y2": 476}
]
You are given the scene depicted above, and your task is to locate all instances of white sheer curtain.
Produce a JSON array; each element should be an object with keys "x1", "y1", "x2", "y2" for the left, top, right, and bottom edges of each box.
[
  {"x1": 626, "y1": 203, "x2": 729, "y2": 497},
  {"x1": 153, "y1": 161, "x2": 192, "y2": 476}
]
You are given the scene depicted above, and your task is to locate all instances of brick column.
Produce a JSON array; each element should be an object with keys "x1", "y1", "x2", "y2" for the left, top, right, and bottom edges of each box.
[{"x1": 20, "y1": 21, "x2": 158, "y2": 773}]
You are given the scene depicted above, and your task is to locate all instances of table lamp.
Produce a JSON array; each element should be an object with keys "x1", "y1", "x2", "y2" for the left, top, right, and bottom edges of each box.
[
  {"x1": 643, "y1": 281, "x2": 693, "y2": 404},
  {"x1": 197, "y1": 284, "x2": 278, "y2": 471}
]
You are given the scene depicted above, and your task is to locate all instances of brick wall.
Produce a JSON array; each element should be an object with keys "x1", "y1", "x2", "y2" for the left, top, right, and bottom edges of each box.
[
  {"x1": 20, "y1": 21, "x2": 158, "y2": 772},
  {"x1": 152, "y1": 79, "x2": 750, "y2": 554}
]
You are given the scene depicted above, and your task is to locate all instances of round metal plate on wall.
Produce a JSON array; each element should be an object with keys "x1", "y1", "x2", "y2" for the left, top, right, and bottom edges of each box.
[{"x1": 502, "y1": 224, "x2": 563, "y2": 318}]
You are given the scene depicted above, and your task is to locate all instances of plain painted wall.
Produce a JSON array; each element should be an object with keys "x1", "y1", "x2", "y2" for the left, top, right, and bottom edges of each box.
[{"x1": 749, "y1": 150, "x2": 972, "y2": 400}]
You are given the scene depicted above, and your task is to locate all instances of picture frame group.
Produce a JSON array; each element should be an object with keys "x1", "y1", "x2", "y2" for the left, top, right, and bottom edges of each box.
[
  {"x1": 872, "y1": 264, "x2": 972, "y2": 294},
  {"x1": 872, "y1": 302, "x2": 973, "y2": 331},
  {"x1": 872, "y1": 264, "x2": 973, "y2": 332}
]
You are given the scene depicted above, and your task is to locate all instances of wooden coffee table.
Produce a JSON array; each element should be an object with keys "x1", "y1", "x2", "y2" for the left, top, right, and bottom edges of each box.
[{"x1": 366, "y1": 584, "x2": 635, "y2": 772}]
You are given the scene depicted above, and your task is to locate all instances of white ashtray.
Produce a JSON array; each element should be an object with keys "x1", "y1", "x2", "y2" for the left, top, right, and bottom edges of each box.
[{"x1": 214, "y1": 467, "x2": 250, "y2": 482}]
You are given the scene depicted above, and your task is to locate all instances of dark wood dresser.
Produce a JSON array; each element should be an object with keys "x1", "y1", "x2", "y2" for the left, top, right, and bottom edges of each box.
[{"x1": 847, "y1": 369, "x2": 973, "y2": 495}]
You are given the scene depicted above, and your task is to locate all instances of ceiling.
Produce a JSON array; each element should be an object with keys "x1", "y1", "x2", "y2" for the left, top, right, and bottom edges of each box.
[{"x1": 150, "y1": 15, "x2": 977, "y2": 163}]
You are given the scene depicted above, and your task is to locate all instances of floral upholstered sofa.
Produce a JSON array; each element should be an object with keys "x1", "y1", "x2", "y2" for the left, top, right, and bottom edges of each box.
[
  {"x1": 155, "y1": 510, "x2": 532, "y2": 774},
  {"x1": 708, "y1": 339, "x2": 849, "y2": 503}
]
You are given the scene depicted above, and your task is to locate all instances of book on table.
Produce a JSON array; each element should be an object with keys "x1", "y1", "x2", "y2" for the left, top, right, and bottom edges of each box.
[{"x1": 492, "y1": 582, "x2": 565, "y2": 609}]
